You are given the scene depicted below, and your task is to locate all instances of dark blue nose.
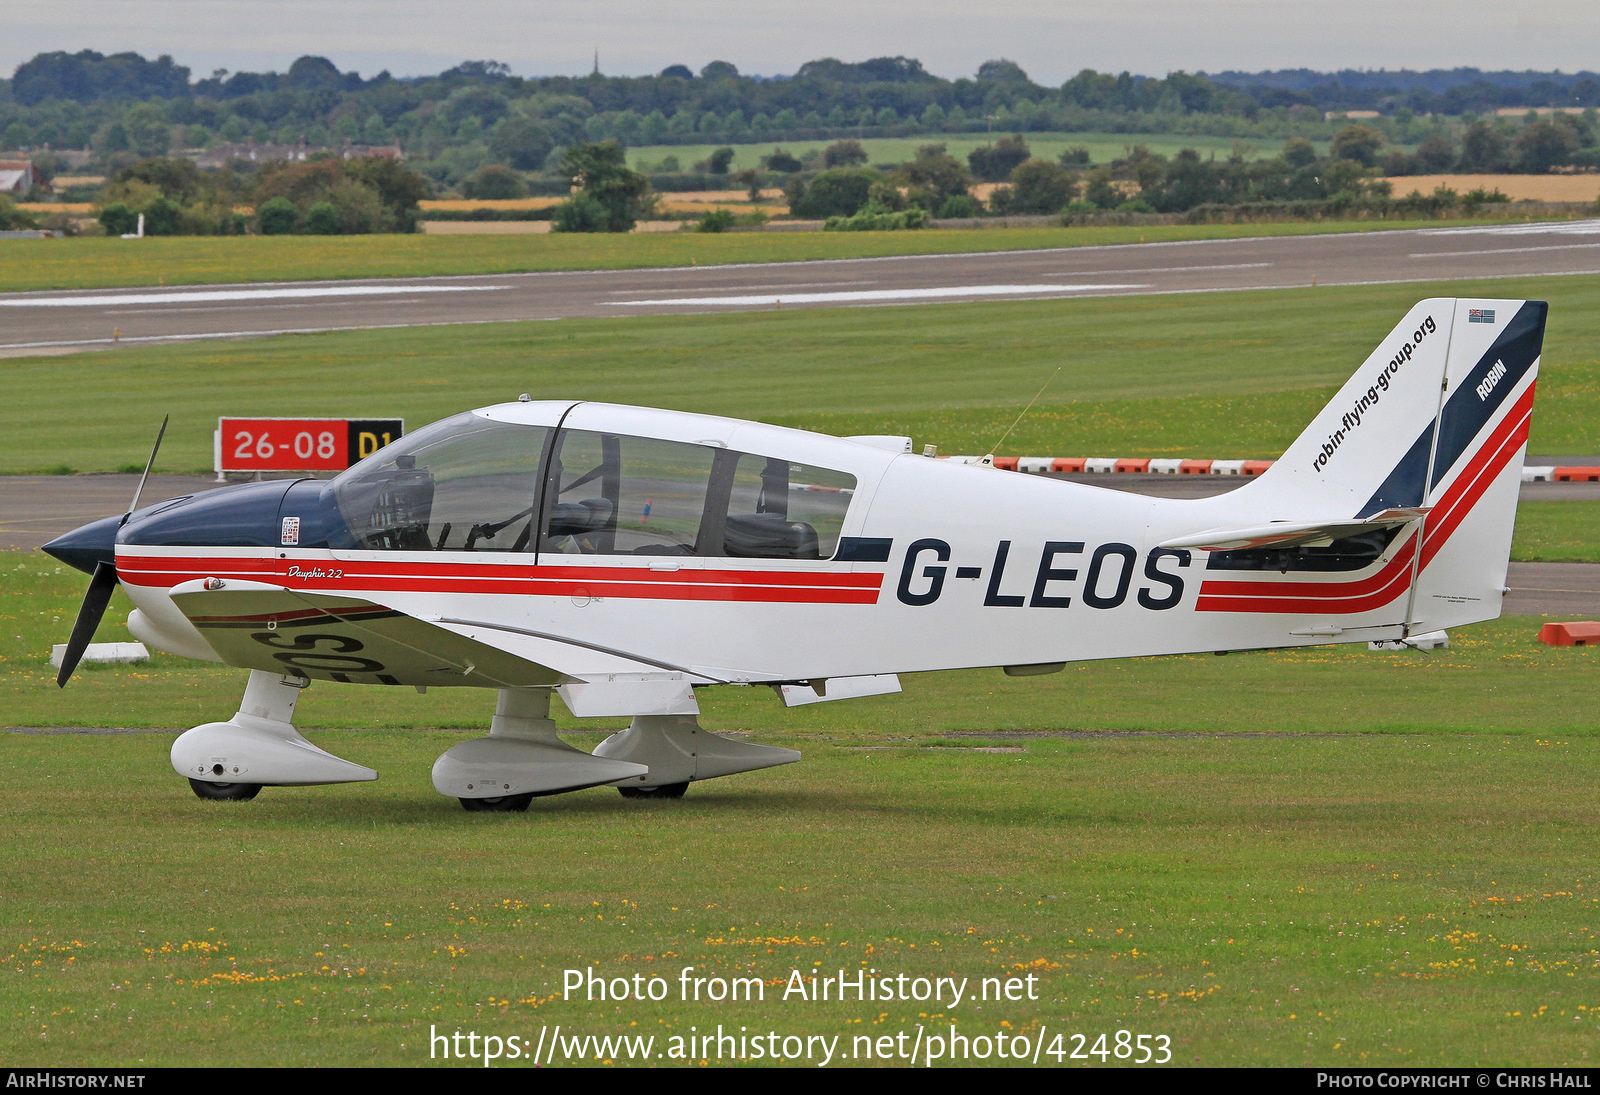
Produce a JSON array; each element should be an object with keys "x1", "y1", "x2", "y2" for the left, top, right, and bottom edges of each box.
[
  {"x1": 116, "y1": 479, "x2": 301, "y2": 550},
  {"x1": 43, "y1": 515, "x2": 123, "y2": 576}
]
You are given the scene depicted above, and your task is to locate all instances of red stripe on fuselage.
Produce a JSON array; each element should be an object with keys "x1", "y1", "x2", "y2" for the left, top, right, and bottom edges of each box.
[
  {"x1": 114, "y1": 552, "x2": 885, "y2": 605},
  {"x1": 1195, "y1": 383, "x2": 1534, "y2": 614}
]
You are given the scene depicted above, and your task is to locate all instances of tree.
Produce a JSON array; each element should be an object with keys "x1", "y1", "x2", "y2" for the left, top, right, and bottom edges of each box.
[
  {"x1": 937, "y1": 194, "x2": 981, "y2": 218},
  {"x1": 695, "y1": 209, "x2": 737, "y2": 232},
  {"x1": 462, "y1": 164, "x2": 526, "y2": 199},
  {"x1": 763, "y1": 148, "x2": 803, "y2": 173},
  {"x1": 255, "y1": 160, "x2": 394, "y2": 233},
  {"x1": 894, "y1": 143, "x2": 970, "y2": 210},
  {"x1": 968, "y1": 135, "x2": 1031, "y2": 182},
  {"x1": 256, "y1": 196, "x2": 300, "y2": 235},
  {"x1": 1281, "y1": 137, "x2": 1317, "y2": 169},
  {"x1": 1330, "y1": 124, "x2": 1385, "y2": 167},
  {"x1": 1459, "y1": 121, "x2": 1511, "y2": 172},
  {"x1": 700, "y1": 61, "x2": 739, "y2": 80},
  {"x1": 111, "y1": 158, "x2": 203, "y2": 204},
  {"x1": 346, "y1": 157, "x2": 432, "y2": 227},
  {"x1": 1415, "y1": 131, "x2": 1457, "y2": 172},
  {"x1": 697, "y1": 147, "x2": 734, "y2": 175},
  {"x1": 488, "y1": 117, "x2": 556, "y2": 171},
  {"x1": 551, "y1": 191, "x2": 611, "y2": 232},
  {"x1": 122, "y1": 103, "x2": 173, "y2": 158},
  {"x1": 734, "y1": 168, "x2": 762, "y2": 203},
  {"x1": 287, "y1": 55, "x2": 346, "y2": 91},
  {"x1": 976, "y1": 59, "x2": 1029, "y2": 83},
  {"x1": 659, "y1": 64, "x2": 693, "y2": 79},
  {"x1": 555, "y1": 141, "x2": 654, "y2": 232},
  {"x1": 305, "y1": 201, "x2": 341, "y2": 234},
  {"x1": 787, "y1": 168, "x2": 880, "y2": 218},
  {"x1": 97, "y1": 202, "x2": 137, "y2": 236},
  {"x1": 990, "y1": 161, "x2": 1076, "y2": 214},
  {"x1": 139, "y1": 196, "x2": 183, "y2": 236},
  {"x1": 823, "y1": 139, "x2": 868, "y2": 168},
  {"x1": 1515, "y1": 120, "x2": 1579, "y2": 173},
  {"x1": 12, "y1": 49, "x2": 189, "y2": 105},
  {"x1": 1083, "y1": 168, "x2": 1121, "y2": 209}
]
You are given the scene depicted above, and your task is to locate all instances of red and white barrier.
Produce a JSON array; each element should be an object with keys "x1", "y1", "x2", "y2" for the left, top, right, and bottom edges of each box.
[
  {"x1": 948, "y1": 455, "x2": 1280, "y2": 476},
  {"x1": 1522, "y1": 466, "x2": 1600, "y2": 482},
  {"x1": 951, "y1": 456, "x2": 1596, "y2": 482}
]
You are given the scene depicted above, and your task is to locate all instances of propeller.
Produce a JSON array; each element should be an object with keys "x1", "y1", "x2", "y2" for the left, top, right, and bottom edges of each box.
[{"x1": 55, "y1": 415, "x2": 168, "y2": 688}]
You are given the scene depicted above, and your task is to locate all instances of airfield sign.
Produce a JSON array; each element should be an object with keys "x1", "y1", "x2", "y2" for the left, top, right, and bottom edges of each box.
[{"x1": 215, "y1": 416, "x2": 404, "y2": 474}]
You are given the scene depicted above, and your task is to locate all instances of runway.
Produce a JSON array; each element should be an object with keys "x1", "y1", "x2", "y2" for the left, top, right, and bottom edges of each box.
[
  {"x1": 2, "y1": 218, "x2": 1599, "y2": 356},
  {"x1": 5, "y1": 471, "x2": 1595, "y2": 617}
]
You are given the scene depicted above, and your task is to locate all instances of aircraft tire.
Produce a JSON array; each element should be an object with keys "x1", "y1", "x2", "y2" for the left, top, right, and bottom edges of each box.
[
  {"x1": 188, "y1": 778, "x2": 262, "y2": 802},
  {"x1": 459, "y1": 793, "x2": 534, "y2": 813},
  {"x1": 618, "y1": 782, "x2": 689, "y2": 800}
]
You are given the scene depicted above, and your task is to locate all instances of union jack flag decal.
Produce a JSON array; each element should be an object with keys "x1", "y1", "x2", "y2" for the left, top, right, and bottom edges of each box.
[{"x1": 1469, "y1": 308, "x2": 1496, "y2": 323}]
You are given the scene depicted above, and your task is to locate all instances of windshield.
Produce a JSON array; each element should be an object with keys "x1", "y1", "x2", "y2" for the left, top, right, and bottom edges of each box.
[{"x1": 331, "y1": 412, "x2": 549, "y2": 551}]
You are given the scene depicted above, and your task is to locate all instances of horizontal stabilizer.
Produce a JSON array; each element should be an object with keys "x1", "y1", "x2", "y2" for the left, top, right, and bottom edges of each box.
[{"x1": 1159, "y1": 508, "x2": 1426, "y2": 552}]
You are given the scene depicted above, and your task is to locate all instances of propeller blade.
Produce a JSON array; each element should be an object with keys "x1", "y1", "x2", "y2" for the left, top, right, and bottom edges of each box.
[
  {"x1": 55, "y1": 417, "x2": 166, "y2": 687},
  {"x1": 122, "y1": 414, "x2": 169, "y2": 525},
  {"x1": 56, "y1": 561, "x2": 118, "y2": 688}
]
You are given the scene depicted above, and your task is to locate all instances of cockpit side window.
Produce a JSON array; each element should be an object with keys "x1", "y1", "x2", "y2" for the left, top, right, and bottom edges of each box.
[
  {"x1": 720, "y1": 454, "x2": 854, "y2": 560},
  {"x1": 331, "y1": 413, "x2": 550, "y2": 551},
  {"x1": 542, "y1": 430, "x2": 717, "y2": 556},
  {"x1": 538, "y1": 429, "x2": 858, "y2": 560}
]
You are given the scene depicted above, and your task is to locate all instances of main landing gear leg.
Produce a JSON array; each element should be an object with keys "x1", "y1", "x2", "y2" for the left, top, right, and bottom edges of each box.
[{"x1": 170, "y1": 670, "x2": 378, "y2": 800}]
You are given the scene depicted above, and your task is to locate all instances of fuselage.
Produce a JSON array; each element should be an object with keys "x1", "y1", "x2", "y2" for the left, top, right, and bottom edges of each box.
[{"x1": 86, "y1": 399, "x2": 1487, "y2": 686}]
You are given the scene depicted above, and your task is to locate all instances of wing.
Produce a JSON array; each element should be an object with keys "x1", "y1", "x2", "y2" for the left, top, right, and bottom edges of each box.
[
  {"x1": 1157, "y1": 508, "x2": 1428, "y2": 552},
  {"x1": 168, "y1": 579, "x2": 720, "y2": 698}
]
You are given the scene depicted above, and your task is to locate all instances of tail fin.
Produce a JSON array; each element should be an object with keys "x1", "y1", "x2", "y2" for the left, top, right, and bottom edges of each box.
[{"x1": 1247, "y1": 297, "x2": 1546, "y2": 630}]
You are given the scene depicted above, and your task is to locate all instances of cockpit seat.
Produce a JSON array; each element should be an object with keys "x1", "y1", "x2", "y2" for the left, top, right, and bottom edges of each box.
[
  {"x1": 547, "y1": 498, "x2": 615, "y2": 539},
  {"x1": 723, "y1": 513, "x2": 821, "y2": 559}
]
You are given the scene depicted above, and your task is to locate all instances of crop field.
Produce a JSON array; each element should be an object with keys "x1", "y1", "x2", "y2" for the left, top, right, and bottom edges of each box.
[
  {"x1": 1383, "y1": 174, "x2": 1600, "y2": 204},
  {"x1": 0, "y1": 215, "x2": 1555, "y2": 295},
  {"x1": 3, "y1": 277, "x2": 1599, "y2": 1067},
  {"x1": 625, "y1": 131, "x2": 1339, "y2": 173}
]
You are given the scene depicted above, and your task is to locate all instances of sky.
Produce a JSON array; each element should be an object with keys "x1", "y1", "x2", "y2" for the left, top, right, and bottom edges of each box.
[{"x1": 6, "y1": 0, "x2": 1599, "y2": 85}]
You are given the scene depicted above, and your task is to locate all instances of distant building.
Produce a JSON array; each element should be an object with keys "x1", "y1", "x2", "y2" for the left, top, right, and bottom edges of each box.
[
  {"x1": 188, "y1": 139, "x2": 404, "y2": 169},
  {"x1": 0, "y1": 159, "x2": 37, "y2": 195}
]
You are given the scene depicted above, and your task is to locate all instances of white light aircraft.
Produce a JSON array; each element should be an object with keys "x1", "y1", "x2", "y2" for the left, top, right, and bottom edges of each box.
[{"x1": 46, "y1": 298, "x2": 1545, "y2": 811}]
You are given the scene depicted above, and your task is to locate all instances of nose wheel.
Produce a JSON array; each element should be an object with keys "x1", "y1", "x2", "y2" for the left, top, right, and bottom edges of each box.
[{"x1": 188, "y1": 778, "x2": 262, "y2": 801}]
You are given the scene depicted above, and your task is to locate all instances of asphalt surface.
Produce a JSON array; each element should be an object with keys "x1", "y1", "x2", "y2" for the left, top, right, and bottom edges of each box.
[
  {"x1": 3, "y1": 218, "x2": 1600, "y2": 356},
  {"x1": 7, "y1": 471, "x2": 1595, "y2": 617}
]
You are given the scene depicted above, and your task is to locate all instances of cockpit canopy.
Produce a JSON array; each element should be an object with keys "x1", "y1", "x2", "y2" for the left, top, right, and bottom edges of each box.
[{"x1": 329, "y1": 412, "x2": 857, "y2": 560}]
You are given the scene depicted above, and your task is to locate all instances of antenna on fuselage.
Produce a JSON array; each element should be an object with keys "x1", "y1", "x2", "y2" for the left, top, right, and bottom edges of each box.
[{"x1": 979, "y1": 367, "x2": 1060, "y2": 468}]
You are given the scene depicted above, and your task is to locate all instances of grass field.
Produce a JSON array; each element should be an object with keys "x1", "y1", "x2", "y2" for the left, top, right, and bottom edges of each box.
[
  {"x1": 1514, "y1": 501, "x2": 1600, "y2": 563},
  {"x1": 0, "y1": 215, "x2": 1561, "y2": 294},
  {"x1": 626, "y1": 132, "x2": 1338, "y2": 173},
  {"x1": 5, "y1": 275, "x2": 1600, "y2": 476},
  {"x1": 2, "y1": 729, "x2": 1597, "y2": 1067}
]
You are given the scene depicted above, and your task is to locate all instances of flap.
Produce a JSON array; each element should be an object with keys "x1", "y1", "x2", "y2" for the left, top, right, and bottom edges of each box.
[
  {"x1": 1158, "y1": 508, "x2": 1427, "y2": 552},
  {"x1": 777, "y1": 673, "x2": 902, "y2": 708}
]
